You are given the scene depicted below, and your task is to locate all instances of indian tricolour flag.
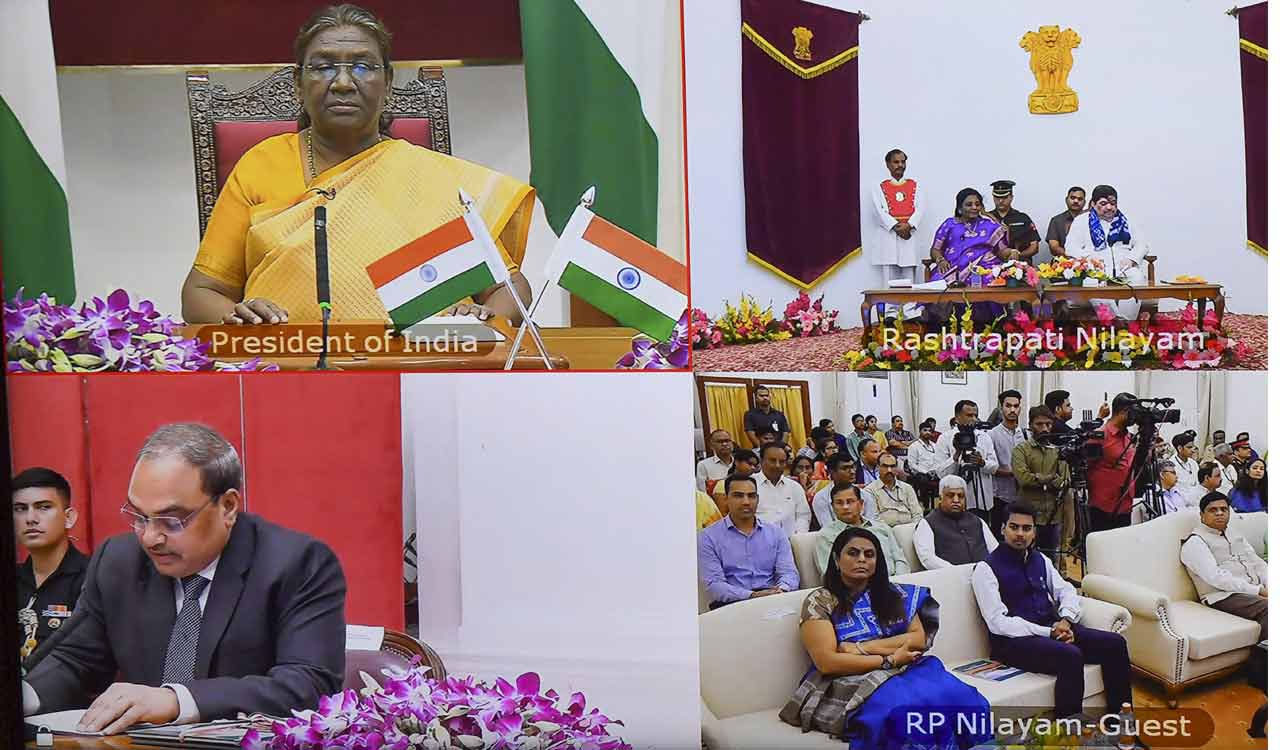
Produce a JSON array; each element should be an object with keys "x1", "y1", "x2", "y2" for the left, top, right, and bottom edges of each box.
[
  {"x1": 0, "y1": 2, "x2": 76, "y2": 302},
  {"x1": 520, "y1": 1, "x2": 670, "y2": 244},
  {"x1": 545, "y1": 204, "x2": 688, "y2": 341},
  {"x1": 366, "y1": 216, "x2": 508, "y2": 330}
]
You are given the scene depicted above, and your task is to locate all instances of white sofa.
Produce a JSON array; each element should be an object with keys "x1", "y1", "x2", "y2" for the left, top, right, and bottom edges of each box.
[
  {"x1": 790, "y1": 524, "x2": 925, "y2": 590},
  {"x1": 700, "y1": 563, "x2": 1132, "y2": 749},
  {"x1": 1081, "y1": 509, "x2": 1267, "y2": 704}
]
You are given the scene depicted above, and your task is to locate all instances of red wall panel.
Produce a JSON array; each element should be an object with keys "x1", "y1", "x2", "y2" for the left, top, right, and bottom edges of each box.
[
  {"x1": 7, "y1": 375, "x2": 90, "y2": 548},
  {"x1": 50, "y1": 0, "x2": 522, "y2": 66},
  {"x1": 240, "y1": 373, "x2": 404, "y2": 630},
  {"x1": 82, "y1": 375, "x2": 245, "y2": 543}
]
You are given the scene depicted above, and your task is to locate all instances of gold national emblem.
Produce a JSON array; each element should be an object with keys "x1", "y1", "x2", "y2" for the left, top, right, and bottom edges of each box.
[{"x1": 792, "y1": 26, "x2": 813, "y2": 61}]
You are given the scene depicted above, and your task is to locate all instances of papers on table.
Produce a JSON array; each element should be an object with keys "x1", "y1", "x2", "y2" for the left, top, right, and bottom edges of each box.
[
  {"x1": 346, "y1": 624, "x2": 385, "y2": 651},
  {"x1": 24, "y1": 709, "x2": 104, "y2": 736},
  {"x1": 401, "y1": 315, "x2": 507, "y2": 342},
  {"x1": 911, "y1": 280, "x2": 948, "y2": 291},
  {"x1": 887, "y1": 277, "x2": 914, "y2": 288}
]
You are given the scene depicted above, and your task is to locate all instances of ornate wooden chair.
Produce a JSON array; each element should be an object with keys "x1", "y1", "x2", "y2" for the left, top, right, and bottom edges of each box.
[
  {"x1": 185, "y1": 65, "x2": 451, "y2": 238},
  {"x1": 342, "y1": 627, "x2": 448, "y2": 690}
]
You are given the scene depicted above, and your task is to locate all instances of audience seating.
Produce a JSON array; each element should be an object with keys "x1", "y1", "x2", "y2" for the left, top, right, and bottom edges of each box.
[
  {"x1": 790, "y1": 526, "x2": 926, "y2": 591},
  {"x1": 342, "y1": 627, "x2": 447, "y2": 691},
  {"x1": 699, "y1": 564, "x2": 1131, "y2": 748},
  {"x1": 1081, "y1": 510, "x2": 1267, "y2": 705}
]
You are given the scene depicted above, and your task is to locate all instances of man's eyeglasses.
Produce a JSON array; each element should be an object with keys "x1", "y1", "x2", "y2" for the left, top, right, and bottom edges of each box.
[
  {"x1": 302, "y1": 62, "x2": 386, "y2": 82},
  {"x1": 120, "y1": 497, "x2": 217, "y2": 536}
]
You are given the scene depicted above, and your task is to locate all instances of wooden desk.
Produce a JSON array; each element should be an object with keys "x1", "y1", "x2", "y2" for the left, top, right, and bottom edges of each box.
[
  {"x1": 860, "y1": 284, "x2": 1225, "y2": 346},
  {"x1": 180, "y1": 325, "x2": 643, "y2": 371}
]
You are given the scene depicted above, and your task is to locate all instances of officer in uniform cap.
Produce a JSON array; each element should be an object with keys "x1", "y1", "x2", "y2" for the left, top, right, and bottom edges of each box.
[{"x1": 989, "y1": 180, "x2": 1041, "y2": 263}]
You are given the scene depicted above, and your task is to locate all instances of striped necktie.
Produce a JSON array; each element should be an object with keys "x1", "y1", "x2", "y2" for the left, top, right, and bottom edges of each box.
[{"x1": 162, "y1": 575, "x2": 210, "y2": 683}]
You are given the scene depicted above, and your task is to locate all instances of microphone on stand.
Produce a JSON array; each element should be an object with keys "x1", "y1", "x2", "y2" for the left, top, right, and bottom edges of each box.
[{"x1": 311, "y1": 188, "x2": 336, "y2": 370}]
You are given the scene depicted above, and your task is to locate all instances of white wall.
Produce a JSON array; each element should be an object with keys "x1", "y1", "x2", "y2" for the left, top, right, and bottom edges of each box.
[
  {"x1": 686, "y1": 0, "x2": 1265, "y2": 316},
  {"x1": 405, "y1": 373, "x2": 698, "y2": 749},
  {"x1": 57, "y1": 65, "x2": 572, "y2": 325}
]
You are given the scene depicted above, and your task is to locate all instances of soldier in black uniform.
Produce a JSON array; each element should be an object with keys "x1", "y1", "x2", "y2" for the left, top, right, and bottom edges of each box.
[
  {"x1": 13, "y1": 467, "x2": 87, "y2": 669},
  {"x1": 989, "y1": 180, "x2": 1041, "y2": 263}
]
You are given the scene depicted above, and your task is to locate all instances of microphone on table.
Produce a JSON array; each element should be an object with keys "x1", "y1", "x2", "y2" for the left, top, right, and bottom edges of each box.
[{"x1": 311, "y1": 188, "x2": 336, "y2": 370}]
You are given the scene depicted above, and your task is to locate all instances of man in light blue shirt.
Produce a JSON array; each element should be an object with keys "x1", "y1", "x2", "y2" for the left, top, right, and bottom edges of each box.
[{"x1": 697, "y1": 473, "x2": 799, "y2": 609}]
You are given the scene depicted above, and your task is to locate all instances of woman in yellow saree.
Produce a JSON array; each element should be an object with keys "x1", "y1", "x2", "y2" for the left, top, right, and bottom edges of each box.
[{"x1": 181, "y1": 4, "x2": 535, "y2": 325}]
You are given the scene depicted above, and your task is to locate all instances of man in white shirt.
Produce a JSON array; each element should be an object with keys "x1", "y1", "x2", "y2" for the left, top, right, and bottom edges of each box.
[
  {"x1": 869, "y1": 148, "x2": 924, "y2": 286},
  {"x1": 1169, "y1": 432, "x2": 1200, "y2": 492},
  {"x1": 862, "y1": 452, "x2": 923, "y2": 527},
  {"x1": 973, "y1": 503, "x2": 1132, "y2": 719},
  {"x1": 1148, "y1": 461, "x2": 1194, "y2": 519},
  {"x1": 812, "y1": 452, "x2": 857, "y2": 529},
  {"x1": 1185, "y1": 463, "x2": 1223, "y2": 508},
  {"x1": 696, "y1": 429, "x2": 735, "y2": 493},
  {"x1": 1211, "y1": 444, "x2": 1238, "y2": 496},
  {"x1": 915, "y1": 475, "x2": 998, "y2": 570},
  {"x1": 936, "y1": 400, "x2": 999, "y2": 521},
  {"x1": 1180, "y1": 492, "x2": 1267, "y2": 639},
  {"x1": 988, "y1": 389, "x2": 1028, "y2": 529},
  {"x1": 1063, "y1": 184, "x2": 1147, "y2": 319},
  {"x1": 752, "y1": 442, "x2": 810, "y2": 536}
]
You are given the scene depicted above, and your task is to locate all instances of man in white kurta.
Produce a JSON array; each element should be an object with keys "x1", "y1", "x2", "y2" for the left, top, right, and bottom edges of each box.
[
  {"x1": 869, "y1": 149, "x2": 924, "y2": 286},
  {"x1": 1064, "y1": 185, "x2": 1147, "y2": 319}
]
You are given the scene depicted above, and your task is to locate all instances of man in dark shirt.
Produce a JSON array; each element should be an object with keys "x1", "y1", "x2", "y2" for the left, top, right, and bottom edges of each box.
[
  {"x1": 743, "y1": 385, "x2": 790, "y2": 447},
  {"x1": 13, "y1": 468, "x2": 87, "y2": 667},
  {"x1": 989, "y1": 180, "x2": 1041, "y2": 262},
  {"x1": 1045, "y1": 186, "x2": 1087, "y2": 258}
]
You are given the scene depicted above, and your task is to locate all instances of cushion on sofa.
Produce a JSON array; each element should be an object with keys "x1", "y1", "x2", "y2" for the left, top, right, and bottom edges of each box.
[
  {"x1": 1085, "y1": 512, "x2": 1202, "y2": 602},
  {"x1": 892, "y1": 520, "x2": 923, "y2": 572},
  {"x1": 1167, "y1": 600, "x2": 1264, "y2": 660},
  {"x1": 791, "y1": 531, "x2": 823, "y2": 589}
]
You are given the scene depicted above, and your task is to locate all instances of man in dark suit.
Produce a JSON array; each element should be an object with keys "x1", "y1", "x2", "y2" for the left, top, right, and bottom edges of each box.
[{"x1": 21, "y1": 423, "x2": 346, "y2": 735}]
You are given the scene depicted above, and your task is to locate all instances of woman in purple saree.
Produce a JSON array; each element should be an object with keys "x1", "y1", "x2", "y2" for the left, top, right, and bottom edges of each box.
[{"x1": 928, "y1": 188, "x2": 1010, "y2": 286}]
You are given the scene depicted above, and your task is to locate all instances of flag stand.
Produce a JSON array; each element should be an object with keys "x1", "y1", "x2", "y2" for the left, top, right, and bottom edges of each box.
[
  {"x1": 502, "y1": 278, "x2": 554, "y2": 370},
  {"x1": 503, "y1": 279, "x2": 552, "y2": 370},
  {"x1": 457, "y1": 188, "x2": 555, "y2": 370},
  {"x1": 504, "y1": 186, "x2": 597, "y2": 371}
]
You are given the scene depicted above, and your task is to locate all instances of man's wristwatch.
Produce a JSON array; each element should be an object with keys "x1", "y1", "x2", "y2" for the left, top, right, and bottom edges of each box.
[{"x1": 881, "y1": 655, "x2": 895, "y2": 670}]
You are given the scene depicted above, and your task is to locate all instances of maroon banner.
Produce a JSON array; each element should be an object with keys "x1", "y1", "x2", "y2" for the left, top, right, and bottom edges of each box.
[
  {"x1": 50, "y1": 0, "x2": 521, "y2": 66},
  {"x1": 1238, "y1": 2, "x2": 1267, "y2": 254},
  {"x1": 741, "y1": 0, "x2": 861, "y2": 288}
]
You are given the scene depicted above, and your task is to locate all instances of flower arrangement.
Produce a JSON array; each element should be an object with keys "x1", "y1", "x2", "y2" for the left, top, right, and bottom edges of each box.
[
  {"x1": 973, "y1": 260, "x2": 1040, "y2": 287},
  {"x1": 4, "y1": 289, "x2": 275, "y2": 372},
  {"x1": 616, "y1": 310, "x2": 690, "y2": 369},
  {"x1": 839, "y1": 303, "x2": 1244, "y2": 372},
  {"x1": 714, "y1": 295, "x2": 791, "y2": 345},
  {"x1": 242, "y1": 667, "x2": 630, "y2": 750},
  {"x1": 1037, "y1": 256, "x2": 1110, "y2": 285},
  {"x1": 782, "y1": 291, "x2": 840, "y2": 338},
  {"x1": 689, "y1": 308, "x2": 722, "y2": 350}
]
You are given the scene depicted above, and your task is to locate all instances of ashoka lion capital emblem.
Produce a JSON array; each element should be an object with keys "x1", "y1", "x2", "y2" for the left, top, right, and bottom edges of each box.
[
  {"x1": 1019, "y1": 25, "x2": 1081, "y2": 114},
  {"x1": 792, "y1": 26, "x2": 813, "y2": 61}
]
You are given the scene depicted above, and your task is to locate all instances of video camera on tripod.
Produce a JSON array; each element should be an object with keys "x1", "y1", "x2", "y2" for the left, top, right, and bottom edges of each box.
[{"x1": 952, "y1": 419, "x2": 996, "y2": 475}]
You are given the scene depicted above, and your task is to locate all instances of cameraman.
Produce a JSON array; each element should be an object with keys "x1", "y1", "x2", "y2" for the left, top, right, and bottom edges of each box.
[
  {"x1": 1012, "y1": 406, "x2": 1072, "y2": 565},
  {"x1": 1085, "y1": 393, "x2": 1140, "y2": 533},
  {"x1": 937, "y1": 400, "x2": 998, "y2": 522}
]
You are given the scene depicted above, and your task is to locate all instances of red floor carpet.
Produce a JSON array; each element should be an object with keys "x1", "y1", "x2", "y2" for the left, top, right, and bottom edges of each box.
[{"x1": 693, "y1": 313, "x2": 1268, "y2": 372}]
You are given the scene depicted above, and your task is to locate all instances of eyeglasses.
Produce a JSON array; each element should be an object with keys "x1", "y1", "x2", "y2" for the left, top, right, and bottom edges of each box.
[
  {"x1": 302, "y1": 61, "x2": 386, "y2": 82},
  {"x1": 120, "y1": 497, "x2": 216, "y2": 536}
]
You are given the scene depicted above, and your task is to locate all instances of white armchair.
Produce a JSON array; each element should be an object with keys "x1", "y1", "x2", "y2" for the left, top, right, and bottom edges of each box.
[{"x1": 1081, "y1": 510, "x2": 1267, "y2": 705}]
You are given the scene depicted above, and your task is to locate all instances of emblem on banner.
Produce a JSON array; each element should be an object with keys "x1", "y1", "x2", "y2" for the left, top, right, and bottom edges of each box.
[
  {"x1": 1019, "y1": 25, "x2": 1081, "y2": 114},
  {"x1": 791, "y1": 26, "x2": 813, "y2": 61}
]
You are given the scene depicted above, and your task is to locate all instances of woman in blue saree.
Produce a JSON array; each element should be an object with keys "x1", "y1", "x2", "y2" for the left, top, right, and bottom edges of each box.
[
  {"x1": 1229, "y1": 459, "x2": 1267, "y2": 513},
  {"x1": 929, "y1": 188, "x2": 1010, "y2": 286},
  {"x1": 780, "y1": 527, "x2": 991, "y2": 750}
]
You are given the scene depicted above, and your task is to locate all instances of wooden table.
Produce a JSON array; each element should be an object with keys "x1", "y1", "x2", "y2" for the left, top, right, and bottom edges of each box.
[
  {"x1": 859, "y1": 283, "x2": 1225, "y2": 346},
  {"x1": 179, "y1": 324, "x2": 643, "y2": 371}
]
